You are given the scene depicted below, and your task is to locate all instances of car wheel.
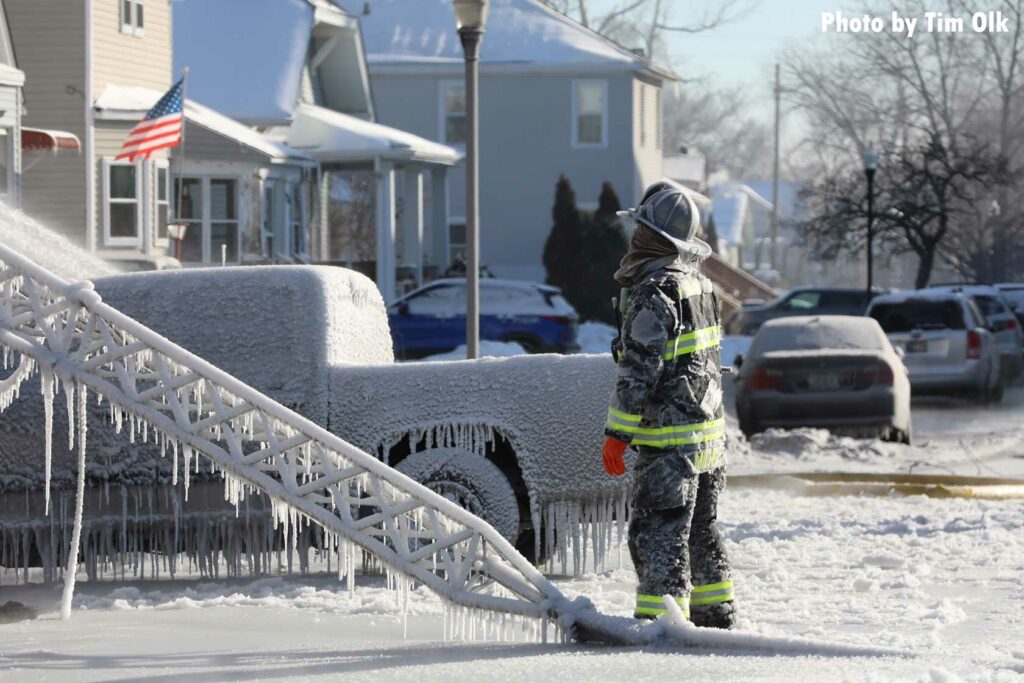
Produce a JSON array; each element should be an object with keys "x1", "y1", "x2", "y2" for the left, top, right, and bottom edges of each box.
[{"x1": 395, "y1": 448, "x2": 520, "y2": 542}]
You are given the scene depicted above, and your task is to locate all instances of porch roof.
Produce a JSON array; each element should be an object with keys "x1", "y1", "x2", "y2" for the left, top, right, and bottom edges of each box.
[
  {"x1": 93, "y1": 85, "x2": 316, "y2": 166},
  {"x1": 281, "y1": 103, "x2": 462, "y2": 166}
]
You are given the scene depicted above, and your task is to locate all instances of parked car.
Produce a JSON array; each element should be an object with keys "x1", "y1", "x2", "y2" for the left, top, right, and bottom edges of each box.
[
  {"x1": 925, "y1": 284, "x2": 1023, "y2": 381},
  {"x1": 724, "y1": 287, "x2": 881, "y2": 336},
  {"x1": 388, "y1": 279, "x2": 580, "y2": 358},
  {"x1": 733, "y1": 315, "x2": 911, "y2": 443},
  {"x1": 866, "y1": 291, "x2": 1003, "y2": 403},
  {"x1": 994, "y1": 283, "x2": 1024, "y2": 329}
]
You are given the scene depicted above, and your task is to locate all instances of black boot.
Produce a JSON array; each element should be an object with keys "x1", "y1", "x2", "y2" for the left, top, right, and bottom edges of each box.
[{"x1": 690, "y1": 601, "x2": 735, "y2": 629}]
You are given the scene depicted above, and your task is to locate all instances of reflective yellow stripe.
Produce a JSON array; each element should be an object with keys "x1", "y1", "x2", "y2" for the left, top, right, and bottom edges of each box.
[
  {"x1": 636, "y1": 594, "x2": 690, "y2": 618},
  {"x1": 693, "y1": 448, "x2": 724, "y2": 471},
  {"x1": 606, "y1": 407, "x2": 643, "y2": 434},
  {"x1": 692, "y1": 580, "x2": 733, "y2": 594},
  {"x1": 691, "y1": 580, "x2": 734, "y2": 605},
  {"x1": 608, "y1": 407, "x2": 642, "y2": 423},
  {"x1": 664, "y1": 325, "x2": 721, "y2": 360},
  {"x1": 631, "y1": 417, "x2": 725, "y2": 437},
  {"x1": 629, "y1": 418, "x2": 726, "y2": 449}
]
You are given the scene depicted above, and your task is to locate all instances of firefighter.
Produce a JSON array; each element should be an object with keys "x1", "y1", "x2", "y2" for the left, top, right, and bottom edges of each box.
[{"x1": 603, "y1": 181, "x2": 735, "y2": 629}]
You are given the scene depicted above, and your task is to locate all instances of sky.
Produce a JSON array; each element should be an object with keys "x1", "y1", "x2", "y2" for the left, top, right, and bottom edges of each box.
[{"x1": 591, "y1": 0, "x2": 836, "y2": 118}]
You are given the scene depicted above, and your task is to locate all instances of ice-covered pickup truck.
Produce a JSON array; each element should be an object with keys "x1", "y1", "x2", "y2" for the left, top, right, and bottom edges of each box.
[{"x1": 0, "y1": 266, "x2": 623, "y2": 572}]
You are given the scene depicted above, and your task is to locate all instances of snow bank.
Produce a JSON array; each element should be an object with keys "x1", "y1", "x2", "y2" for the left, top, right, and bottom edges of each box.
[
  {"x1": 576, "y1": 322, "x2": 615, "y2": 355},
  {"x1": 0, "y1": 202, "x2": 119, "y2": 281}
]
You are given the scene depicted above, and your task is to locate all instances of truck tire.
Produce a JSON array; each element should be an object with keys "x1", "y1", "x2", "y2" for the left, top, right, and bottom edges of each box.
[{"x1": 395, "y1": 448, "x2": 520, "y2": 543}]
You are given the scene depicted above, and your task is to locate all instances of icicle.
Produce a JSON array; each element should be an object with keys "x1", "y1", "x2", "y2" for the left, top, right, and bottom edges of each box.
[
  {"x1": 41, "y1": 366, "x2": 54, "y2": 515},
  {"x1": 60, "y1": 382, "x2": 88, "y2": 620}
]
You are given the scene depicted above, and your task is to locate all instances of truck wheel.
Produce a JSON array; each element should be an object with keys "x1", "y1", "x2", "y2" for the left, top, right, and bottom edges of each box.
[{"x1": 395, "y1": 448, "x2": 520, "y2": 543}]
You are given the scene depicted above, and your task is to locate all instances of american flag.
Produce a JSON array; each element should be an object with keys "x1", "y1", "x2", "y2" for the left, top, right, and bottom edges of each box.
[{"x1": 115, "y1": 78, "x2": 184, "y2": 161}]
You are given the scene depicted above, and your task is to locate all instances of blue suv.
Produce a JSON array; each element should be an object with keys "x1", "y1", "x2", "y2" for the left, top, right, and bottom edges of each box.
[{"x1": 388, "y1": 278, "x2": 580, "y2": 359}]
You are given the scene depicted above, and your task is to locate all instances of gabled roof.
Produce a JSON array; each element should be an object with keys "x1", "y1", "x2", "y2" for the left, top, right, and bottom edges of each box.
[{"x1": 335, "y1": 0, "x2": 677, "y2": 80}]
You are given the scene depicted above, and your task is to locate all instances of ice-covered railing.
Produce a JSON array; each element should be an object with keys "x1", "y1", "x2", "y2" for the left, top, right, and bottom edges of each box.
[{"x1": 0, "y1": 243, "x2": 570, "y2": 630}]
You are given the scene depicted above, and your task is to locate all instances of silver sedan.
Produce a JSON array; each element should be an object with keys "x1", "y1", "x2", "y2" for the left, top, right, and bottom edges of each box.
[{"x1": 734, "y1": 315, "x2": 912, "y2": 443}]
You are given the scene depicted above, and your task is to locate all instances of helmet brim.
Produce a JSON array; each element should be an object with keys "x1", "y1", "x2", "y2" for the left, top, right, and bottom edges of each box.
[{"x1": 618, "y1": 209, "x2": 714, "y2": 261}]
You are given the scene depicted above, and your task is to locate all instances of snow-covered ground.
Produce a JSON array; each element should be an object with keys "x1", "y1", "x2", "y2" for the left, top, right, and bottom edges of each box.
[{"x1": 2, "y1": 391, "x2": 1023, "y2": 680}]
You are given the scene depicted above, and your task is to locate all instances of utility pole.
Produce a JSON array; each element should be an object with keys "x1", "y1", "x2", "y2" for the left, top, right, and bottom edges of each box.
[{"x1": 769, "y1": 63, "x2": 781, "y2": 272}]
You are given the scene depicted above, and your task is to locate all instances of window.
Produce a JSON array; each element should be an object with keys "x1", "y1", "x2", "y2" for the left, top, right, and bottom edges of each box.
[
  {"x1": 175, "y1": 177, "x2": 202, "y2": 261},
  {"x1": 155, "y1": 163, "x2": 170, "y2": 242},
  {"x1": 287, "y1": 182, "x2": 307, "y2": 258},
  {"x1": 440, "y1": 82, "x2": 466, "y2": 146},
  {"x1": 173, "y1": 176, "x2": 239, "y2": 263},
  {"x1": 210, "y1": 179, "x2": 238, "y2": 263},
  {"x1": 120, "y1": 0, "x2": 144, "y2": 36},
  {"x1": 449, "y1": 221, "x2": 466, "y2": 265},
  {"x1": 870, "y1": 301, "x2": 966, "y2": 333},
  {"x1": 573, "y1": 80, "x2": 607, "y2": 147},
  {"x1": 103, "y1": 159, "x2": 141, "y2": 246},
  {"x1": 407, "y1": 284, "x2": 466, "y2": 316},
  {"x1": 783, "y1": 291, "x2": 822, "y2": 310}
]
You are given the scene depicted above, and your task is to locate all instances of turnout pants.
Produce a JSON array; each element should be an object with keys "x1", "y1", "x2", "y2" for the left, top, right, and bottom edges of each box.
[{"x1": 628, "y1": 448, "x2": 733, "y2": 624}]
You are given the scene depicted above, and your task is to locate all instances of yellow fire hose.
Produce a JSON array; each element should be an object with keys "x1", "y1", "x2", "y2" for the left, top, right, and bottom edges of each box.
[{"x1": 729, "y1": 472, "x2": 1024, "y2": 499}]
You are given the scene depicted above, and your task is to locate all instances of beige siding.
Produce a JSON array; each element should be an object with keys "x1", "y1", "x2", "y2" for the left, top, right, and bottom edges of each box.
[
  {"x1": 6, "y1": 0, "x2": 87, "y2": 244},
  {"x1": 92, "y1": 0, "x2": 172, "y2": 97},
  {"x1": 633, "y1": 78, "x2": 663, "y2": 191}
]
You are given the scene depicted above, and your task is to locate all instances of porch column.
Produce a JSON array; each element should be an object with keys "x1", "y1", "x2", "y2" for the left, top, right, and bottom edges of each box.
[
  {"x1": 430, "y1": 166, "x2": 449, "y2": 273},
  {"x1": 402, "y1": 165, "x2": 424, "y2": 287},
  {"x1": 319, "y1": 169, "x2": 330, "y2": 261},
  {"x1": 376, "y1": 163, "x2": 397, "y2": 304}
]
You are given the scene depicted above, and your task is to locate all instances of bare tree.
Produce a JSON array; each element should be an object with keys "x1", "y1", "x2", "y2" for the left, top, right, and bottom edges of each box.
[
  {"x1": 538, "y1": 0, "x2": 750, "y2": 62},
  {"x1": 788, "y1": 0, "x2": 1024, "y2": 285}
]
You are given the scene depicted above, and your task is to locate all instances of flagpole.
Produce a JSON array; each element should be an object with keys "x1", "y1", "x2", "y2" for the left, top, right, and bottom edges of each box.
[{"x1": 174, "y1": 67, "x2": 189, "y2": 260}]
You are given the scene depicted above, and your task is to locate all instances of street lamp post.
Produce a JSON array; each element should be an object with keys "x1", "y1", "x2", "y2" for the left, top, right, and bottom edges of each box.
[
  {"x1": 862, "y1": 145, "x2": 878, "y2": 295},
  {"x1": 453, "y1": 0, "x2": 488, "y2": 359}
]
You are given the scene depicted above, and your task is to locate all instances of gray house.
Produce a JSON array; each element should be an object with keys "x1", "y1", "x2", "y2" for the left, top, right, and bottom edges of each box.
[
  {"x1": 175, "y1": 0, "x2": 461, "y2": 302},
  {"x1": 339, "y1": 0, "x2": 676, "y2": 282}
]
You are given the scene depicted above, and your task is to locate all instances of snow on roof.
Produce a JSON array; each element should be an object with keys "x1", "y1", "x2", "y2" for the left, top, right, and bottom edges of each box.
[
  {"x1": 335, "y1": 0, "x2": 675, "y2": 78},
  {"x1": 710, "y1": 181, "x2": 774, "y2": 246},
  {"x1": 0, "y1": 202, "x2": 120, "y2": 281},
  {"x1": 174, "y1": 0, "x2": 314, "y2": 125},
  {"x1": 753, "y1": 315, "x2": 886, "y2": 353},
  {"x1": 663, "y1": 153, "x2": 706, "y2": 186},
  {"x1": 94, "y1": 85, "x2": 314, "y2": 164},
  {"x1": 283, "y1": 103, "x2": 461, "y2": 165},
  {"x1": 869, "y1": 289, "x2": 966, "y2": 304}
]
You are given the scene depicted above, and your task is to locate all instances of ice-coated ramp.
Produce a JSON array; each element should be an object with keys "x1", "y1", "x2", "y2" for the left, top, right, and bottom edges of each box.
[{"x1": 0, "y1": 242, "x2": 567, "y2": 629}]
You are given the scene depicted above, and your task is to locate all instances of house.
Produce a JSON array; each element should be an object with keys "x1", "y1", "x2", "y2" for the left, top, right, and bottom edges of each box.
[
  {"x1": 5, "y1": 1, "x2": 333, "y2": 270},
  {"x1": 663, "y1": 147, "x2": 707, "y2": 194},
  {"x1": 709, "y1": 179, "x2": 774, "y2": 274},
  {"x1": 335, "y1": 0, "x2": 677, "y2": 283},
  {"x1": 174, "y1": 0, "x2": 462, "y2": 302},
  {"x1": 6, "y1": 0, "x2": 173, "y2": 264},
  {"x1": 0, "y1": 0, "x2": 24, "y2": 207}
]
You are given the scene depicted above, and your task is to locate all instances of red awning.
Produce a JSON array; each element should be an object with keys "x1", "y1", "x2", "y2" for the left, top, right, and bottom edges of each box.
[{"x1": 21, "y1": 127, "x2": 81, "y2": 154}]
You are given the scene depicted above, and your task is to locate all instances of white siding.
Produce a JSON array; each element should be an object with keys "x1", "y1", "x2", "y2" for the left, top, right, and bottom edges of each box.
[{"x1": 633, "y1": 77, "x2": 663, "y2": 193}]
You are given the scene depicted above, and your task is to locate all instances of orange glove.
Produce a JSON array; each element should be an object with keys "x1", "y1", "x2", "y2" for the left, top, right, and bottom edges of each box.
[{"x1": 602, "y1": 436, "x2": 628, "y2": 476}]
